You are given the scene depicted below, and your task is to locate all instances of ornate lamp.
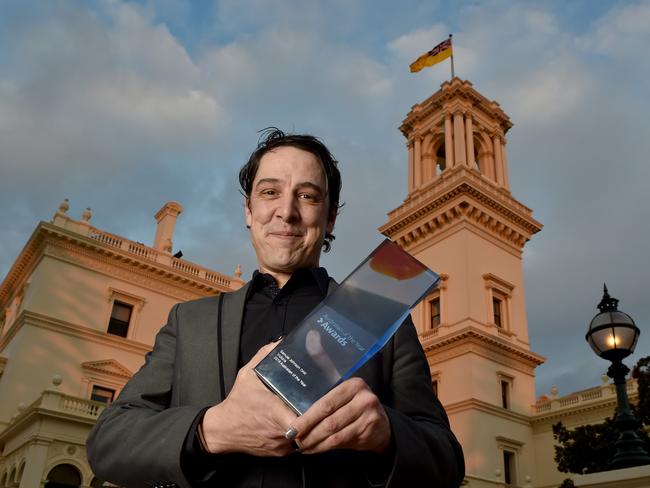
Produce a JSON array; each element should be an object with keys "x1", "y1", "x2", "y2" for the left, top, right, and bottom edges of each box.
[{"x1": 585, "y1": 284, "x2": 650, "y2": 469}]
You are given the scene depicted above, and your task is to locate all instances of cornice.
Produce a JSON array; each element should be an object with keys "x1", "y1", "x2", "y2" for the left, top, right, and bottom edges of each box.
[
  {"x1": 0, "y1": 396, "x2": 101, "y2": 444},
  {"x1": 0, "y1": 222, "x2": 243, "y2": 310},
  {"x1": 1, "y1": 221, "x2": 243, "y2": 308},
  {"x1": 379, "y1": 168, "x2": 542, "y2": 252},
  {"x1": 0, "y1": 310, "x2": 152, "y2": 356},
  {"x1": 0, "y1": 226, "x2": 46, "y2": 307},
  {"x1": 44, "y1": 242, "x2": 205, "y2": 302},
  {"x1": 422, "y1": 325, "x2": 546, "y2": 370},
  {"x1": 400, "y1": 78, "x2": 512, "y2": 138},
  {"x1": 444, "y1": 397, "x2": 532, "y2": 427},
  {"x1": 389, "y1": 165, "x2": 533, "y2": 220}
]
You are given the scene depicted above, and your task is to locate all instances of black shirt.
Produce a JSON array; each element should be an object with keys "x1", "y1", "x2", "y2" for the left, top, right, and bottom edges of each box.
[{"x1": 239, "y1": 268, "x2": 329, "y2": 367}]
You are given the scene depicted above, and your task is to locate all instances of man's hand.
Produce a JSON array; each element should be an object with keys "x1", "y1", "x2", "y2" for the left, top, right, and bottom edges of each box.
[
  {"x1": 290, "y1": 377, "x2": 392, "y2": 455},
  {"x1": 200, "y1": 342, "x2": 298, "y2": 457}
]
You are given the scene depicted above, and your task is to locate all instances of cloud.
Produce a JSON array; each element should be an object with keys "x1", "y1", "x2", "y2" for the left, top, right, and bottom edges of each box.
[
  {"x1": 199, "y1": 23, "x2": 393, "y2": 114},
  {"x1": 0, "y1": 0, "x2": 226, "y2": 180},
  {"x1": 387, "y1": 24, "x2": 449, "y2": 61},
  {"x1": 505, "y1": 55, "x2": 592, "y2": 124},
  {"x1": 577, "y1": 0, "x2": 650, "y2": 54},
  {"x1": 2, "y1": 0, "x2": 650, "y2": 401}
]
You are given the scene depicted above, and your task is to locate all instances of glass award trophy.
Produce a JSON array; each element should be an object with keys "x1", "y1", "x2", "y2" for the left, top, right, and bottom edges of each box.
[{"x1": 254, "y1": 238, "x2": 439, "y2": 415}]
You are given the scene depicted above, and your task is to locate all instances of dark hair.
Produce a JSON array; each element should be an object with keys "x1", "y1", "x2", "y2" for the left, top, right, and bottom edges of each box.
[{"x1": 239, "y1": 128, "x2": 343, "y2": 252}]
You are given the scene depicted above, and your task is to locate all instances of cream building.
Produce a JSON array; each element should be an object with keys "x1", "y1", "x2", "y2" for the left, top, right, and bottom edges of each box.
[
  {"x1": 0, "y1": 78, "x2": 644, "y2": 487},
  {"x1": 0, "y1": 202, "x2": 243, "y2": 487}
]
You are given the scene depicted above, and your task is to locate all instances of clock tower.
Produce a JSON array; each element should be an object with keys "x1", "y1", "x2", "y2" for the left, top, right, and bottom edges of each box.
[{"x1": 380, "y1": 78, "x2": 545, "y2": 487}]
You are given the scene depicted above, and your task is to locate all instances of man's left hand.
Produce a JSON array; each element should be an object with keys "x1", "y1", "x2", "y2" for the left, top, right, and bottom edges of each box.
[{"x1": 289, "y1": 377, "x2": 392, "y2": 455}]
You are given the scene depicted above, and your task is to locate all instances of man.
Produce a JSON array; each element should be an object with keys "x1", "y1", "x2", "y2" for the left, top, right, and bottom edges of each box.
[{"x1": 87, "y1": 129, "x2": 465, "y2": 487}]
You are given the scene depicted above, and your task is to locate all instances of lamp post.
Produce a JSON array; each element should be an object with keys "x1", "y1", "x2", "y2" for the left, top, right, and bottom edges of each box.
[{"x1": 585, "y1": 284, "x2": 650, "y2": 469}]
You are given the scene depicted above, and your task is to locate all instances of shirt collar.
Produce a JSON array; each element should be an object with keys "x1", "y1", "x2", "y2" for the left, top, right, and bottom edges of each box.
[{"x1": 249, "y1": 267, "x2": 330, "y2": 297}]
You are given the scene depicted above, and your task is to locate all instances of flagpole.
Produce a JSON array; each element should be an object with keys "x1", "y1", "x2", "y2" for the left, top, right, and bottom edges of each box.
[{"x1": 449, "y1": 34, "x2": 455, "y2": 79}]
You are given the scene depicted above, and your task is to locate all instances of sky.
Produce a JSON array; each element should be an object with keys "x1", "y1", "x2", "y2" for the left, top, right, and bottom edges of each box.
[{"x1": 1, "y1": 0, "x2": 649, "y2": 399}]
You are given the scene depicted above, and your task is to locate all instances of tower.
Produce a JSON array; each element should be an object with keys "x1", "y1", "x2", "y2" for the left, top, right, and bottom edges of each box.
[{"x1": 380, "y1": 78, "x2": 544, "y2": 487}]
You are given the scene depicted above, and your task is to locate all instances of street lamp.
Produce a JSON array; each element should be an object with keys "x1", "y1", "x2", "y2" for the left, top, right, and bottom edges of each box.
[{"x1": 585, "y1": 284, "x2": 650, "y2": 469}]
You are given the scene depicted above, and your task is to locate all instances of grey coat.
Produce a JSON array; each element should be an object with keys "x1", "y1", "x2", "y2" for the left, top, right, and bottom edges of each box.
[{"x1": 86, "y1": 281, "x2": 464, "y2": 487}]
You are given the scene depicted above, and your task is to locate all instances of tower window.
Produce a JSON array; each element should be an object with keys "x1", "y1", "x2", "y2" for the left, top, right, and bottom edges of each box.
[
  {"x1": 430, "y1": 297, "x2": 441, "y2": 328},
  {"x1": 493, "y1": 297, "x2": 503, "y2": 327},
  {"x1": 483, "y1": 274, "x2": 513, "y2": 332},
  {"x1": 91, "y1": 385, "x2": 115, "y2": 404},
  {"x1": 432, "y1": 379, "x2": 438, "y2": 396},
  {"x1": 107, "y1": 301, "x2": 132, "y2": 337},
  {"x1": 435, "y1": 146, "x2": 446, "y2": 175},
  {"x1": 501, "y1": 379, "x2": 510, "y2": 409},
  {"x1": 503, "y1": 450, "x2": 517, "y2": 486}
]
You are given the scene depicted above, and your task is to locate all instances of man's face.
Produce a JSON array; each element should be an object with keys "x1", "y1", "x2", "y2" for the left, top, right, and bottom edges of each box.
[{"x1": 245, "y1": 145, "x2": 335, "y2": 279}]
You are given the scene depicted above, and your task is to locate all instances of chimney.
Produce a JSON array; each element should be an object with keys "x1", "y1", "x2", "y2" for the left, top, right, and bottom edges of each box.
[{"x1": 153, "y1": 201, "x2": 183, "y2": 253}]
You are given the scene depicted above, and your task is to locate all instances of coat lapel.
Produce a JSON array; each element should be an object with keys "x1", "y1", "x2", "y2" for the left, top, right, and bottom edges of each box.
[{"x1": 220, "y1": 282, "x2": 250, "y2": 396}]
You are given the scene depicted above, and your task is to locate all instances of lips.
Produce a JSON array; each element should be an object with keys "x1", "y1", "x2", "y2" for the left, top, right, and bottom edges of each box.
[{"x1": 268, "y1": 230, "x2": 304, "y2": 238}]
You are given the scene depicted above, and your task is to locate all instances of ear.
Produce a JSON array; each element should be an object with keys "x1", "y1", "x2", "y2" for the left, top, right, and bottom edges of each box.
[{"x1": 245, "y1": 198, "x2": 252, "y2": 228}]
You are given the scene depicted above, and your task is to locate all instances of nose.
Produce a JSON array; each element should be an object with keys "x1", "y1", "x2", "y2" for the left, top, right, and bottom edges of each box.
[{"x1": 275, "y1": 193, "x2": 300, "y2": 223}]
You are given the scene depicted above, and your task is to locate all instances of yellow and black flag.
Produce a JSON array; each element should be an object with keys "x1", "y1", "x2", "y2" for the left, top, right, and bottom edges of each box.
[{"x1": 410, "y1": 36, "x2": 453, "y2": 73}]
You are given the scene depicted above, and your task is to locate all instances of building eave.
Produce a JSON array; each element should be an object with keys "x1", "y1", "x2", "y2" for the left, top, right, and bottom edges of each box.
[
  {"x1": 379, "y1": 167, "x2": 542, "y2": 252},
  {"x1": 422, "y1": 325, "x2": 546, "y2": 369},
  {"x1": 0, "y1": 221, "x2": 244, "y2": 309}
]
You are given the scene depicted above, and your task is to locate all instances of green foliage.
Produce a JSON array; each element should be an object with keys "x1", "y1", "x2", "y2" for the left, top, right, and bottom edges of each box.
[
  {"x1": 552, "y1": 356, "x2": 650, "y2": 474},
  {"x1": 552, "y1": 418, "x2": 619, "y2": 473},
  {"x1": 558, "y1": 479, "x2": 575, "y2": 488},
  {"x1": 632, "y1": 356, "x2": 650, "y2": 427}
]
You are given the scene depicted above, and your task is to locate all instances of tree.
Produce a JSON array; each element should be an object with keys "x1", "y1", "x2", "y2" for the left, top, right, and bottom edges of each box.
[
  {"x1": 552, "y1": 356, "x2": 650, "y2": 474},
  {"x1": 632, "y1": 356, "x2": 650, "y2": 427}
]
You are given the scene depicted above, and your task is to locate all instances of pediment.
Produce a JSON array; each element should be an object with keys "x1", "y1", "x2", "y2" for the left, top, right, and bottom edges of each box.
[{"x1": 82, "y1": 359, "x2": 133, "y2": 379}]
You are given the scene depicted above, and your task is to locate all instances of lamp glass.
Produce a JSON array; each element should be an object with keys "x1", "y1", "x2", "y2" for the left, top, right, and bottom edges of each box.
[{"x1": 587, "y1": 311, "x2": 639, "y2": 361}]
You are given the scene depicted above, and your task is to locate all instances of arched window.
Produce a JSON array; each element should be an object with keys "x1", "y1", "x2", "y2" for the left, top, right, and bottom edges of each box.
[
  {"x1": 435, "y1": 145, "x2": 446, "y2": 175},
  {"x1": 45, "y1": 464, "x2": 81, "y2": 488},
  {"x1": 431, "y1": 136, "x2": 447, "y2": 177},
  {"x1": 474, "y1": 133, "x2": 495, "y2": 180},
  {"x1": 1, "y1": 471, "x2": 8, "y2": 488},
  {"x1": 471, "y1": 144, "x2": 480, "y2": 172}
]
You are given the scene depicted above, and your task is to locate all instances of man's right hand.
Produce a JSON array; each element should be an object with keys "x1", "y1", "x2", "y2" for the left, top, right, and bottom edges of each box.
[{"x1": 200, "y1": 342, "x2": 298, "y2": 457}]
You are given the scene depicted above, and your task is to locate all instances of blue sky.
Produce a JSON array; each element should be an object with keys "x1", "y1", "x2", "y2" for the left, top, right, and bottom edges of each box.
[{"x1": 1, "y1": 0, "x2": 650, "y2": 399}]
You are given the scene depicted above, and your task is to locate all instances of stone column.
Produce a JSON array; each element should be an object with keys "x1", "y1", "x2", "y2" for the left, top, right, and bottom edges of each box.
[
  {"x1": 444, "y1": 114, "x2": 454, "y2": 169},
  {"x1": 422, "y1": 133, "x2": 433, "y2": 183},
  {"x1": 465, "y1": 114, "x2": 474, "y2": 168},
  {"x1": 19, "y1": 440, "x2": 50, "y2": 488},
  {"x1": 407, "y1": 141, "x2": 415, "y2": 193},
  {"x1": 501, "y1": 139, "x2": 510, "y2": 189},
  {"x1": 493, "y1": 134, "x2": 504, "y2": 185},
  {"x1": 414, "y1": 136, "x2": 422, "y2": 188},
  {"x1": 453, "y1": 111, "x2": 466, "y2": 166}
]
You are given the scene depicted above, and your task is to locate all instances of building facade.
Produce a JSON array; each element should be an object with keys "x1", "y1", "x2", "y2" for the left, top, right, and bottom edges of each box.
[
  {"x1": 0, "y1": 79, "x2": 637, "y2": 487},
  {"x1": 0, "y1": 202, "x2": 243, "y2": 487},
  {"x1": 378, "y1": 78, "x2": 639, "y2": 488}
]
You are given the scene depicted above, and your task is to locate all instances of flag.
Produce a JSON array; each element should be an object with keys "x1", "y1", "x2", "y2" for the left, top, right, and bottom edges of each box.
[{"x1": 409, "y1": 38, "x2": 453, "y2": 73}]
